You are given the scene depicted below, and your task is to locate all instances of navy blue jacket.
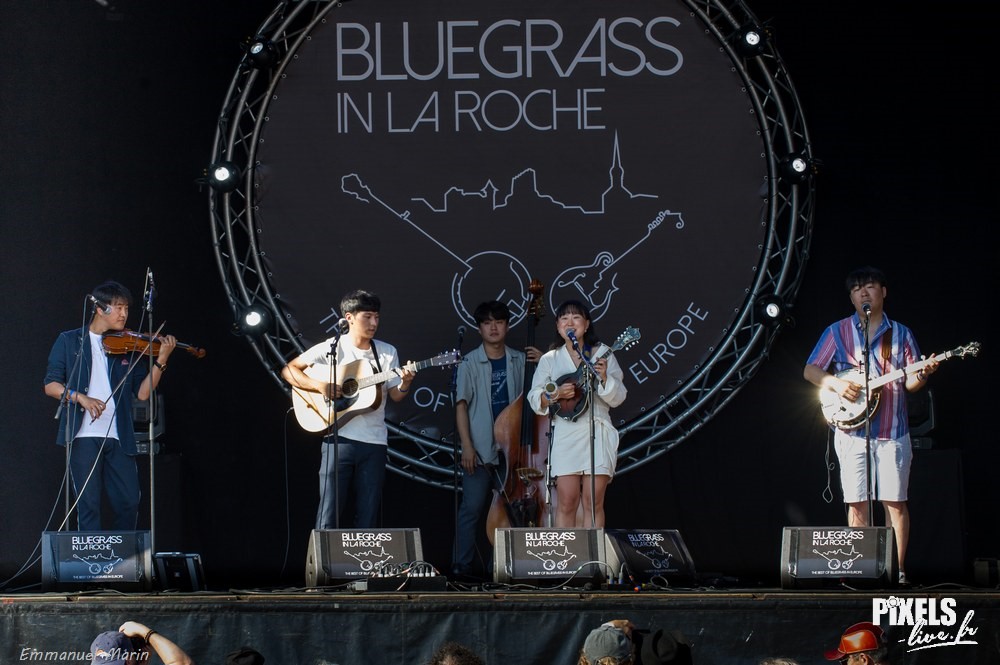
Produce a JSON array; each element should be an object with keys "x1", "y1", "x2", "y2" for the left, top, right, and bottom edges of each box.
[{"x1": 44, "y1": 328, "x2": 148, "y2": 455}]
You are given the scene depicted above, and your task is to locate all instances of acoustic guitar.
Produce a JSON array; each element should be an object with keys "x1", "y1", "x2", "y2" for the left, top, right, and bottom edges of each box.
[
  {"x1": 292, "y1": 350, "x2": 460, "y2": 432},
  {"x1": 819, "y1": 341, "x2": 980, "y2": 430}
]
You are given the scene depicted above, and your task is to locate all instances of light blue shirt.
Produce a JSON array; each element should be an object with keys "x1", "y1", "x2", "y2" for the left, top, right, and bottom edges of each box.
[{"x1": 455, "y1": 344, "x2": 526, "y2": 465}]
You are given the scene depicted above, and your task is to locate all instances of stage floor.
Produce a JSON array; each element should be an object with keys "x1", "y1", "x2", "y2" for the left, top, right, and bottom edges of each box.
[{"x1": 4, "y1": 584, "x2": 998, "y2": 665}]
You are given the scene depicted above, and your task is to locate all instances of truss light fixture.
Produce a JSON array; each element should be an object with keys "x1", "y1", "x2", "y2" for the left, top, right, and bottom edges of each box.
[
  {"x1": 247, "y1": 36, "x2": 278, "y2": 69},
  {"x1": 207, "y1": 161, "x2": 240, "y2": 192},
  {"x1": 756, "y1": 294, "x2": 793, "y2": 328},
  {"x1": 779, "y1": 152, "x2": 816, "y2": 184},
  {"x1": 734, "y1": 23, "x2": 768, "y2": 57},
  {"x1": 234, "y1": 304, "x2": 272, "y2": 337}
]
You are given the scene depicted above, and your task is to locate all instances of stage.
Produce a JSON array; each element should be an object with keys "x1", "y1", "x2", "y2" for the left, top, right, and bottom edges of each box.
[{"x1": 4, "y1": 584, "x2": 998, "y2": 664}]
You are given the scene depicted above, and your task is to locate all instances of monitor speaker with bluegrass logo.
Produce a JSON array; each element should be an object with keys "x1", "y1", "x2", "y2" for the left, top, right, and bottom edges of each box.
[
  {"x1": 41, "y1": 530, "x2": 152, "y2": 591},
  {"x1": 780, "y1": 526, "x2": 897, "y2": 589},
  {"x1": 603, "y1": 528, "x2": 697, "y2": 586},
  {"x1": 305, "y1": 528, "x2": 424, "y2": 586},
  {"x1": 493, "y1": 528, "x2": 607, "y2": 586}
]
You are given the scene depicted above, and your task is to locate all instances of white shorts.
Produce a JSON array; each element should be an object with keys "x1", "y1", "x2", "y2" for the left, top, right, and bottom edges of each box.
[{"x1": 833, "y1": 431, "x2": 912, "y2": 503}]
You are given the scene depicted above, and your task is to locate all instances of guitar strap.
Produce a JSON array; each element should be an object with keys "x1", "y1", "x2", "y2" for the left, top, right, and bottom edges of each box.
[
  {"x1": 880, "y1": 323, "x2": 893, "y2": 372},
  {"x1": 369, "y1": 340, "x2": 383, "y2": 373}
]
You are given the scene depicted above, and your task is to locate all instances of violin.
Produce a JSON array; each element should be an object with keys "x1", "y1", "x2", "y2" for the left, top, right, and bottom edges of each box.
[{"x1": 102, "y1": 330, "x2": 207, "y2": 359}]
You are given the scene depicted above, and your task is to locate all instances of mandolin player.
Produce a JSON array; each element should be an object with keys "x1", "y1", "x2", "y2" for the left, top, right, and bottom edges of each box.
[
  {"x1": 528, "y1": 300, "x2": 627, "y2": 529},
  {"x1": 803, "y1": 266, "x2": 938, "y2": 585}
]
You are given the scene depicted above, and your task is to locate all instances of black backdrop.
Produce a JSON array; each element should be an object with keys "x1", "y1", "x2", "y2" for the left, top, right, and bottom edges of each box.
[{"x1": 1, "y1": 1, "x2": 996, "y2": 590}]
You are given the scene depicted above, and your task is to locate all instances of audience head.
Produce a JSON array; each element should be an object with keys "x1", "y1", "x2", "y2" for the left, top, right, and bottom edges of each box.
[
  {"x1": 226, "y1": 647, "x2": 266, "y2": 665},
  {"x1": 428, "y1": 641, "x2": 484, "y2": 665},
  {"x1": 823, "y1": 621, "x2": 888, "y2": 664}
]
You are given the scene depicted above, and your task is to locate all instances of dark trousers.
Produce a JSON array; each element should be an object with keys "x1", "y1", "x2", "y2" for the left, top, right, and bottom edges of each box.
[
  {"x1": 453, "y1": 464, "x2": 495, "y2": 574},
  {"x1": 69, "y1": 437, "x2": 140, "y2": 531},
  {"x1": 317, "y1": 437, "x2": 387, "y2": 530}
]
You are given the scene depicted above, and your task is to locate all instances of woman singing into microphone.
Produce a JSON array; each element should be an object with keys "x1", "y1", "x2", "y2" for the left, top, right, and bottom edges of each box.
[{"x1": 527, "y1": 300, "x2": 627, "y2": 528}]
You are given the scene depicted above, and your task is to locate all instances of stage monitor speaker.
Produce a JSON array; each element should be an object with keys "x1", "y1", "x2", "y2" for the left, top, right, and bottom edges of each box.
[
  {"x1": 305, "y1": 528, "x2": 424, "y2": 587},
  {"x1": 780, "y1": 526, "x2": 897, "y2": 589},
  {"x1": 604, "y1": 529, "x2": 697, "y2": 586},
  {"x1": 493, "y1": 528, "x2": 607, "y2": 586},
  {"x1": 154, "y1": 552, "x2": 206, "y2": 591},
  {"x1": 41, "y1": 530, "x2": 152, "y2": 592}
]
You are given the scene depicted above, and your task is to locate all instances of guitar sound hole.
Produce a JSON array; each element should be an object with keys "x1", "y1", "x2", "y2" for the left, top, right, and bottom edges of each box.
[{"x1": 342, "y1": 379, "x2": 358, "y2": 398}]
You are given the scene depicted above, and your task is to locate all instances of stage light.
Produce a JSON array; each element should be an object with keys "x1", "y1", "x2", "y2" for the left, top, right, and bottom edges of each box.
[
  {"x1": 778, "y1": 152, "x2": 817, "y2": 184},
  {"x1": 207, "y1": 161, "x2": 240, "y2": 192},
  {"x1": 247, "y1": 36, "x2": 278, "y2": 70},
  {"x1": 734, "y1": 23, "x2": 768, "y2": 57},
  {"x1": 756, "y1": 294, "x2": 793, "y2": 327},
  {"x1": 233, "y1": 304, "x2": 272, "y2": 337}
]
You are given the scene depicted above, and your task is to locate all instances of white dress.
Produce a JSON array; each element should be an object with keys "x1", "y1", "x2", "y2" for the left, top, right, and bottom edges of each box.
[{"x1": 527, "y1": 344, "x2": 627, "y2": 477}]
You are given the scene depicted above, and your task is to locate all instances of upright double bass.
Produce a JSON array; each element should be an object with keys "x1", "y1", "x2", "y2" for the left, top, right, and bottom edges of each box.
[{"x1": 486, "y1": 281, "x2": 551, "y2": 543}]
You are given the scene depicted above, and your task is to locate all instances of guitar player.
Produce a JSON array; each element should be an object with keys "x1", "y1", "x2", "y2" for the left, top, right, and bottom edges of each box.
[
  {"x1": 803, "y1": 266, "x2": 938, "y2": 585},
  {"x1": 281, "y1": 289, "x2": 415, "y2": 530}
]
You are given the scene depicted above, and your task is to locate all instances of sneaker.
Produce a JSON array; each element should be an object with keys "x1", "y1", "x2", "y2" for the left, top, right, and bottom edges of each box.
[{"x1": 898, "y1": 571, "x2": 910, "y2": 586}]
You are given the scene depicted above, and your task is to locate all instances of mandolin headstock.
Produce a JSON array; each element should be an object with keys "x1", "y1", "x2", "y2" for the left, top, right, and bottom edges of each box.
[{"x1": 612, "y1": 326, "x2": 641, "y2": 352}]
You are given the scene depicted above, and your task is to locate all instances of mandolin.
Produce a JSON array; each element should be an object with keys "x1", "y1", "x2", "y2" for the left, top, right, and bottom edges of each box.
[{"x1": 550, "y1": 326, "x2": 640, "y2": 421}]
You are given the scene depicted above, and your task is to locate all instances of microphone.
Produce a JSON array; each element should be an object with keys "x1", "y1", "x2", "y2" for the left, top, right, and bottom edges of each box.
[
  {"x1": 862, "y1": 303, "x2": 871, "y2": 317},
  {"x1": 145, "y1": 269, "x2": 156, "y2": 309},
  {"x1": 333, "y1": 318, "x2": 350, "y2": 335},
  {"x1": 566, "y1": 328, "x2": 579, "y2": 349},
  {"x1": 88, "y1": 294, "x2": 112, "y2": 315}
]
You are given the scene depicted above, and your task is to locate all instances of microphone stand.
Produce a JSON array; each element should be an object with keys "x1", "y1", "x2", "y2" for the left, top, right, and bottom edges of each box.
[
  {"x1": 54, "y1": 303, "x2": 90, "y2": 529},
  {"x1": 571, "y1": 336, "x2": 599, "y2": 529},
  {"x1": 143, "y1": 269, "x2": 158, "y2": 553},
  {"x1": 861, "y1": 311, "x2": 874, "y2": 528},
  {"x1": 326, "y1": 324, "x2": 345, "y2": 530},
  {"x1": 543, "y1": 415, "x2": 557, "y2": 528},
  {"x1": 449, "y1": 326, "x2": 464, "y2": 566}
]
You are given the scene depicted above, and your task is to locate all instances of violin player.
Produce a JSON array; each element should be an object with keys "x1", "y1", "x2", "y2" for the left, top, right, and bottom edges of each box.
[
  {"x1": 43, "y1": 280, "x2": 176, "y2": 531},
  {"x1": 527, "y1": 299, "x2": 627, "y2": 528}
]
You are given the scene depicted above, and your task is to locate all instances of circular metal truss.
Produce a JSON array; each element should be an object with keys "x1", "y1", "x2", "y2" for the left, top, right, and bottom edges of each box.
[{"x1": 208, "y1": 0, "x2": 816, "y2": 489}]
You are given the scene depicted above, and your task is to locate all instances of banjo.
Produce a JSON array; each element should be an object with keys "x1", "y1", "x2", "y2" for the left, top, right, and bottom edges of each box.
[{"x1": 819, "y1": 341, "x2": 980, "y2": 430}]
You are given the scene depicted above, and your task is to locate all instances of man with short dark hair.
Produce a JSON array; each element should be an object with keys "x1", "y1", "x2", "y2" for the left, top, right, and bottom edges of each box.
[
  {"x1": 451, "y1": 300, "x2": 530, "y2": 577},
  {"x1": 44, "y1": 281, "x2": 176, "y2": 530},
  {"x1": 282, "y1": 289, "x2": 415, "y2": 529},
  {"x1": 804, "y1": 267, "x2": 937, "y2": 584}
]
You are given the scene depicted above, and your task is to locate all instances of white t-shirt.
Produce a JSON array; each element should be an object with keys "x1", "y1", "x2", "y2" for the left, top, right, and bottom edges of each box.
[
  {"x1": 298, "y1": 336, "x2": 402, "y2": 445},
  {"x1": 76, "y1": 332, "x2": 120, "y2": 440}
]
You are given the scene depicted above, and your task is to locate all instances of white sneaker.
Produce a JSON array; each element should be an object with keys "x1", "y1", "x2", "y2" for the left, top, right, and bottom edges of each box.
[{"x1": 898, "y1": 571, "x2": 910, "y2": 586}]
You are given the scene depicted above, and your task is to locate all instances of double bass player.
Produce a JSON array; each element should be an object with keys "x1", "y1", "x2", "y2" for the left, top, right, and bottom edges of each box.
[{"x1": 451, "y1": 300, "x2": 540, "y2": 578}]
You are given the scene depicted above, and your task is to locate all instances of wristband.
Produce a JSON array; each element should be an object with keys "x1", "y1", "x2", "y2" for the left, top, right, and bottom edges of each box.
[
  {"x1": 917, "y1": 370, "x2": 927, "y2": 382},
  {"x1": 397, "y1": 384, "x2": 409, "y2": 393},
  {"x1": 144, "y1": 629, "x2": 157, "y2": 642},
  {"x1": 153, "y1": 360, "x2": 166, "y2": 371}
]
